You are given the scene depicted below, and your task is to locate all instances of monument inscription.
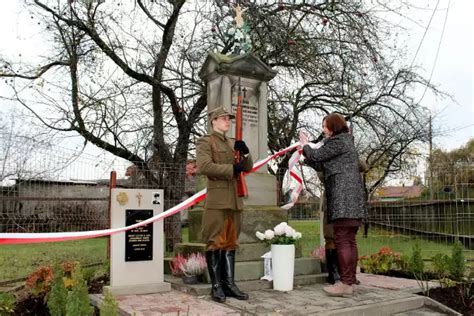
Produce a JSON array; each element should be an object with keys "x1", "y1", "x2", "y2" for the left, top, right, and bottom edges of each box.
[
  {"x1": 125, "y1": 209, "x2": 153, "y2": 261},
  {"x1": 231, "y1": 86, "x2": 258, "y2": 128}
]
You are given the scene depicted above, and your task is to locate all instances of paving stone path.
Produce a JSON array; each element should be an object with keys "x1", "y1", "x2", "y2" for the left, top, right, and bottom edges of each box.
[{"x1": 90, "y1": 274, "x2": 459, "y2": 315}]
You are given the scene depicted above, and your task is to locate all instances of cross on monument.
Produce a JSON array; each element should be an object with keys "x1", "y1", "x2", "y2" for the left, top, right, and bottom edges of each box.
[{"x1": 136, "y1": 192, "x2": 143, "y2": 207}]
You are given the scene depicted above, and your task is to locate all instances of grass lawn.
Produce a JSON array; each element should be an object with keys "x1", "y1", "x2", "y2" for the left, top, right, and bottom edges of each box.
[
  {"x1": 289, "y1": 220, "x2": 474, "y2": 264},
  {"x1": 1, "y1": 221, "x2": 472, "y2": 281},
  {"x1": 0, "y1": 238, "x2": 108, "y2": 281}
]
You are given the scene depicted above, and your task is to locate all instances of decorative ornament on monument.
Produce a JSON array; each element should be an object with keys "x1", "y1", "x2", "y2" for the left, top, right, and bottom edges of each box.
[{"x1": 227, "y1": 4, "x2": 252, "y2": 56}]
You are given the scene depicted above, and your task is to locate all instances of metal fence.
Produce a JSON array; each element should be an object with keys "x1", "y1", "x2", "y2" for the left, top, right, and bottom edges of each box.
[
  {"x1": 0, "y1": 132, "x2": 120, "y2": 233},
  {"x1": 1, "y1": 134, "x2": 473, "y2": 259},
  {"x1": 0, "y1": 134, "x2": 191, "y2": 251},
  {"x1": 287, "y1": 202, "x2": 320, "y2": 220}
]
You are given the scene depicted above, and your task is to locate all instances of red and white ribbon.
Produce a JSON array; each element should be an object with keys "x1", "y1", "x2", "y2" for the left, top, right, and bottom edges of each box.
[
  {"x1": 281, "y1": 148, "x2": 303, "y2": 210},
  {"x1": 0, "y1": 142, "x2": 303, "y2": 245}
]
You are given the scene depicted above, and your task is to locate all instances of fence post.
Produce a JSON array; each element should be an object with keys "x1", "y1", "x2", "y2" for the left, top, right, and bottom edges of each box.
[{"x1": 108, "y1": 171, "x2": 117, "y2": 259}]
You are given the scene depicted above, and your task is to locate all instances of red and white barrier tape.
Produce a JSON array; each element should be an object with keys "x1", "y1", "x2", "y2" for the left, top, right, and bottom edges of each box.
[
  {"x1": 0, "y1": 142, "x2": 303, "y2": 245},
  {"x1": 281, "y1": 148, "x2": 303, "y2": 210}
]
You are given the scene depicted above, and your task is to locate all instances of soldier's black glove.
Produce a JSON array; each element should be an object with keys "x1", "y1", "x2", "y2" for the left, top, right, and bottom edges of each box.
[
  {"x1": 233, "y1": 160, "x2": 246, "y2": 176},
  {"x1": 234, "y1": 140, "x2": 249, "y2": 155}
]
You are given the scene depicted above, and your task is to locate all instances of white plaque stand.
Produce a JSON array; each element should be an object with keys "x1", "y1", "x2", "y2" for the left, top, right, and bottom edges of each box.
[{"x1": 105, "y1": 188, "x2": 171, "y2": 295}]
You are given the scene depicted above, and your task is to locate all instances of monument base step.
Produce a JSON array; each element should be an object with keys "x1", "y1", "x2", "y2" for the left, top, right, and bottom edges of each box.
[
  {"x1": 165, "y1": 256, "x2": 321, "y2": 282},
  {"x1": 164, "y1": 273, "x2": 328, "y2": 296},
  {"x1": 173, "y1": 242, "x2": 303, "y2": 262}
]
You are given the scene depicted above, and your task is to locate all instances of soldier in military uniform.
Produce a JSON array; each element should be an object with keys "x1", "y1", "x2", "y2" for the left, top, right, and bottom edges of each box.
[{"x1": 196, "y1": 106, "x2": 253, "y2": 303}]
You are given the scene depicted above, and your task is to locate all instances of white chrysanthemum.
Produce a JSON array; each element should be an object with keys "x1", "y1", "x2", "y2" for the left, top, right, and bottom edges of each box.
[
  {"x1": 273, "y1": 222, "x2": 288, "y2": 236},
  {"x1": 256, "y1": 231, "x2": 265, "y2": 241},
  {"x1": 294, "y1": 232, "x2": 302, "y2": 239},
  {"x1": 285, "y1": 226, "x2": 296, "y2": 238},
  {"x1": 264, "y1": 229, "x2": 275, "y2": 240}
]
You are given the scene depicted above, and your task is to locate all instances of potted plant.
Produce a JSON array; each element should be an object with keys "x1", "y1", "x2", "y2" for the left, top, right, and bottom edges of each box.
[
  {"x1": 256, "y1": 222, "x2": 302, "y2": 291},
  {"x1": 170, "y1": 253, "x2": 207, "y2": 284},
  {"x1": 170, "y1": 254, "x2": 187, "y2": 277}
]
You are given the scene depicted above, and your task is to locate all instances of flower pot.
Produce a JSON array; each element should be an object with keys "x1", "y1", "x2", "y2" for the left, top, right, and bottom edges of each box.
[
  {"x1": 182, "y1": 275, "x2": 199, "y2": 284},
  {"x1": 271, "y1": 244, "x2": 295, "y2": 291}
]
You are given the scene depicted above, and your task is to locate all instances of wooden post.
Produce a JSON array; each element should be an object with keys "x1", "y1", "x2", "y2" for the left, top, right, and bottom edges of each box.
[{"x1": 108, "y1": 171, "x2": 117, "y2": 259}]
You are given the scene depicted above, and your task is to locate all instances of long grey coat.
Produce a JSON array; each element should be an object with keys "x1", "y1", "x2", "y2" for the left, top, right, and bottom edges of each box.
[{"x1": 303, "y1": 133, "x2": 367, "y2": 222}]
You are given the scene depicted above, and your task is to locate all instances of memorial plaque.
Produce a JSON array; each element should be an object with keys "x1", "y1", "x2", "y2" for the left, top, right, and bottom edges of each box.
[{"x1": 125, "y1": 209, "x2": 153, "y2": 261}]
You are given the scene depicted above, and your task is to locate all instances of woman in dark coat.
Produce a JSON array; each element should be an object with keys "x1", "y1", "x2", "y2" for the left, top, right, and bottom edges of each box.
[{"x1": 300, "y1": 113, "x2": 367, "y2": 296}]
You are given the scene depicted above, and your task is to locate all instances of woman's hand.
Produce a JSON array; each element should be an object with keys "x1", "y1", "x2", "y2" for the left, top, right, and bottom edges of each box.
[{"x1": 299, "y1": 130, "x2": 309, "y2": 146}]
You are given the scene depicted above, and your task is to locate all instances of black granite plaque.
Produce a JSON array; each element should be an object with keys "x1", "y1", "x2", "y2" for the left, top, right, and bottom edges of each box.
[{"x1": 125, "y1": 209, "x2": 153, "y2": 261}]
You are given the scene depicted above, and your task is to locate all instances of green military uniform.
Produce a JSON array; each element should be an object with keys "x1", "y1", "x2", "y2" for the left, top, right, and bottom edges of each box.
[
  {"x1": 196, "y1": 106, "x2": 253, "y2": 303},
  {"x1": 196, "y1": 130, "x2": 253, "y2": 250}
]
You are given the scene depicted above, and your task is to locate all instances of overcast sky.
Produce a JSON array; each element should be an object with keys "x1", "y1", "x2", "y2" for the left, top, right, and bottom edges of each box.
[
  {"x1": 399, "y1": 0, "x2": 473, "y2": 151},
  {"x1": 0, "y1": 0, "x2": 472, "y2": 155}
]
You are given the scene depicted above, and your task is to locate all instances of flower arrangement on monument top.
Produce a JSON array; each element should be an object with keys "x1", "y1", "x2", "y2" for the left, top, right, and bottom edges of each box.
[{"x1": 255, "y1": 222, "x2": 302, "y2": 246}]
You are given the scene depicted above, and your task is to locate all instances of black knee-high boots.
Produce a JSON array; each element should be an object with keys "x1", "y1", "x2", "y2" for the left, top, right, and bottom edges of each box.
[
  {"x1": 220, "y1": 250, "x2": 248, "y2": 300},
  {"x1": 326, "y1": 248, "x2": 340, "y2": 284},
  {"x1": 205, "y1": 250, "x2": 226, "y2": 303}
]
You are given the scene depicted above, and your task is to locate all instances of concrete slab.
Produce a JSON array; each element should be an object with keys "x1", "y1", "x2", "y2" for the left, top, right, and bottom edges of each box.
[
  {"x1": 90, "y1": 291, "x2": 237, "y2": 316},
  {"x1": 357, "y1": 273, "x2": 439, "y2": 293}
]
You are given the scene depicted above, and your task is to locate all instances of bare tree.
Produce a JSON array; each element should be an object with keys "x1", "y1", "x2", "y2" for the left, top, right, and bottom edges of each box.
[
  {"x1": 0, "y1": 1, "x2": 448, "y2": 247},
  {"x1": 222, "y1": 1, "x2": 448, "y2": 197}
]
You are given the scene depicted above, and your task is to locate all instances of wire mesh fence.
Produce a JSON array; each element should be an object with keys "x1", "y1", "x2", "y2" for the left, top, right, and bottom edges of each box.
[
  {"x1": 287, "y1": 202, "x2": 320, "y2": 220},
  {"x1": 0, "y1": 132, "x2": 122, "y2": 233},
  {"x1": 286, "y1": 164, "x2": 474, "y2": 262},
  {"x1": 117, "y1": 161, "x2": 193, "y2": 251},
  {"x1": 0, "y1": 132, "x2": 197, "y2": 252},
  {"x1": 368, "y1": 165, "x2": 474, "y2": 252},
  {"x1": 1, "y1": 132, "x2": 473, "y2": 261}
]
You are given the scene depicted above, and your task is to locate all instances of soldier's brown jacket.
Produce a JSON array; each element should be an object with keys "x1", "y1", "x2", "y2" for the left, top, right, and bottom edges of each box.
[{"x1": 196, "y1": 131, "x2": 253, "y2": 210}]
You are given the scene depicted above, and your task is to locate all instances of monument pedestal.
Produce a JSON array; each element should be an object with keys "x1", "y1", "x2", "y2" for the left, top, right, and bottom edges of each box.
[
  {"x1": 167, "y1": 206, "x2": 321, "y2": 284},
  {"x1": 188, "y1": 205, "x2": 288, "y2": 247},
  {"x1": 245, "y1": 173, "x2": 278, "y2": 206}
]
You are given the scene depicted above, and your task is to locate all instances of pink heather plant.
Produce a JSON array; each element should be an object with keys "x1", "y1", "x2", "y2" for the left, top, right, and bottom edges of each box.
[
  {"x1": 180, "y1": 253, "x2": 207, "y2": 277},
  {"x1": 170, "y1": 254, "x2": 187, "y2": 277}
]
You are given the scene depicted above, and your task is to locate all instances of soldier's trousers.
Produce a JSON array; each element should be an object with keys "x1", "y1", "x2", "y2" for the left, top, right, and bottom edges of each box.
[{"x1": 202, "y1": 208, "x2": 242, "y2": 251}]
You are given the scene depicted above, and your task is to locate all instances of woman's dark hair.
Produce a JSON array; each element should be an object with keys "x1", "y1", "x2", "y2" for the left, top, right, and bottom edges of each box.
[{"x1": 323, "y1": 113, "x2": 349, "y2": 135}]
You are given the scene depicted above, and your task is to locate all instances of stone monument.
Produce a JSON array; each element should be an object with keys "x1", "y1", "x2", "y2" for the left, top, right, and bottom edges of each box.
[
  {"x1": 199, "y1": 52, "x2": 278, "y2": 206},
  {"x1": 171, "y1": 4, "x2": 320, "y2": 284}
]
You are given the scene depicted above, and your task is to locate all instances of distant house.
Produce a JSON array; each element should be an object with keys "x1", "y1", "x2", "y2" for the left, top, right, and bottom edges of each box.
[{"x1": 374, "y1": 185, "x2": 424, "y2": 201}]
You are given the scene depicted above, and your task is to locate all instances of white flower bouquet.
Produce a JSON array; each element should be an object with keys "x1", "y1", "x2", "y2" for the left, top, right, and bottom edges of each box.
[{"x1": 255, "y1": 222, "x2": 302, "y2": 246}]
